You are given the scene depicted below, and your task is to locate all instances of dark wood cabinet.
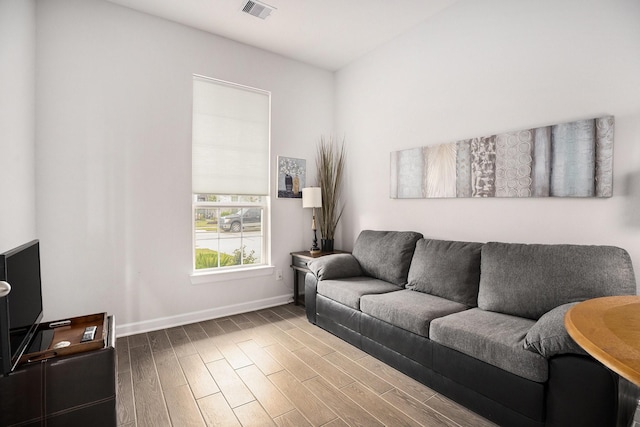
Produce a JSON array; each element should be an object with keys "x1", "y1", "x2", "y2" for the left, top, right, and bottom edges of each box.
[{"x1": 0, "y1": 315, "x2": 116, "y2": 426}]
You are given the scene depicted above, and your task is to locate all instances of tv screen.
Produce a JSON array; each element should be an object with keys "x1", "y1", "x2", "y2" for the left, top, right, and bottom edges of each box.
[{"x1": 0, "y1": 240, "x2": 43, "y2": 375}]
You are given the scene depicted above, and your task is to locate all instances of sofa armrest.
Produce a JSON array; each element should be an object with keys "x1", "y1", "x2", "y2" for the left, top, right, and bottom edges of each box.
[
  {"x1": 524, "y1": 303, "x2": 587, "y2": 358},
  {"x1": 307, "y1": 254, "x2": 363, "y2": 280},
  {"x1": 304, "y1": 272, "x2": 318, "y2": 324},
  {"x1": 546, "y1": 354, "x2": 640, "y2": 427}
]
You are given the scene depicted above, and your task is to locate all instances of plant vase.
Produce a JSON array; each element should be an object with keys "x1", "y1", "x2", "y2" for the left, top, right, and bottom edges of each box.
[{"x1": 321, "y1": 239, "x2": 334, "y2": 252}]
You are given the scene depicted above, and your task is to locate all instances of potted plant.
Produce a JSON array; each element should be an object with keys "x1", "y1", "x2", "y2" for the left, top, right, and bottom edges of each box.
[{"x1": 316, "y1": 136, "x2": 346, "y2": 252}]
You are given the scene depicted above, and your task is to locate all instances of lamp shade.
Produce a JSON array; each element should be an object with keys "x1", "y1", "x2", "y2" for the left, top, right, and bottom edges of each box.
[{"x1": 302, "y1": 187, "x2": 322, "y2": 208}]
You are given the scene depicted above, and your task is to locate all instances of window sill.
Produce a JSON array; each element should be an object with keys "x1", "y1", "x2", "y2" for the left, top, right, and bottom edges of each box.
[{"x1": 190, "y1": 265, "x2": 275, "y2": 285}]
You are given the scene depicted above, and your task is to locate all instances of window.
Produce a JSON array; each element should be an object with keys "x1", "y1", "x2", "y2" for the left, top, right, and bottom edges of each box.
[
  {"x1": 192, "y1": 76, "x2": 270, "y2": 272},
  {"x1": 193, "y1": 195, "x2": 267, "y2": 270}
]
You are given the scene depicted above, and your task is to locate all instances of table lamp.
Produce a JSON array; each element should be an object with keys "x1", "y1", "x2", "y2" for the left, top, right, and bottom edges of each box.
[{"x1": 302, "y1": 187, "x2": 322, "y2": 254}]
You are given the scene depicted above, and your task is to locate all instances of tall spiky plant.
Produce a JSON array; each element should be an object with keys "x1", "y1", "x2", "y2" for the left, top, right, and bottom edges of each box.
[{"x1": 316, "y1": 136, "x2": 346, "y2": 241}]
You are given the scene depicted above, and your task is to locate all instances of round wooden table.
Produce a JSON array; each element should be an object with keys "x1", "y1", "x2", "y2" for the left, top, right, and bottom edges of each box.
[{"x1": 565, "y1": 296, "x2": 640, "y2": 386}]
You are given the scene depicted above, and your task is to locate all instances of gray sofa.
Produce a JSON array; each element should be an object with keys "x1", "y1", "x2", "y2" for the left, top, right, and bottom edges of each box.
[{"x1": 304, "y1": 230, "x2": 640, "y2": 427}]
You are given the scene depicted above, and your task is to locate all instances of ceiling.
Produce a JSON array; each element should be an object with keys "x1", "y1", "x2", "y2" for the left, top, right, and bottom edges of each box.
[{"x1": 105, "y1": 0, "x2": 457, "y2": 71}]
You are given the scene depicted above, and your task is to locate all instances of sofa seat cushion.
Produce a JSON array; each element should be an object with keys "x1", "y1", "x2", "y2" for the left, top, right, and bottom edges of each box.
[
  {"x1": 406, "y1": 239, "x2": 483, "y2": 307},
  {"x1": 360, "y1": 289, "x2": 469, "y2": 337},
  {"x1": 430, "y1": 308, "x2": 548, "y2": 382},
  {"x1": 351, "y1": 230, "x2": 423, "y2": 286},
  {"x1": 316, "y1": 277, "x2": 401, "y2": 310}
]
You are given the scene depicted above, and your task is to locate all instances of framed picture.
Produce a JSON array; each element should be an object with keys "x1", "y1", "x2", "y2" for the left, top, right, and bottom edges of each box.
[
  {"x1": 390, "y1": 116, "x2": 614, "y2": 199},
  {"x1": 277, "y1": 156, "x2": 306, "y2": 198}
]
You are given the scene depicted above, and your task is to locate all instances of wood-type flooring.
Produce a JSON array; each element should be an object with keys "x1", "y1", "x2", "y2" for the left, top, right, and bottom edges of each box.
[{"x1": 115, "y1": 303, "x2": 640, "y2": 427}]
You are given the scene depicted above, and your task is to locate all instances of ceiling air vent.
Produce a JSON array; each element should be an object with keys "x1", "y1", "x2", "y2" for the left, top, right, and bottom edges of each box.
[{"x1": 241, "y1": 0, "x2": 276, "y2": 20}]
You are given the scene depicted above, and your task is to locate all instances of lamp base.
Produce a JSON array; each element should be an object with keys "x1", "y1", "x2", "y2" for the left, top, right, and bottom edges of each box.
[{"x1": 310, "y1": 229, "x2": 320, "y2": 254}]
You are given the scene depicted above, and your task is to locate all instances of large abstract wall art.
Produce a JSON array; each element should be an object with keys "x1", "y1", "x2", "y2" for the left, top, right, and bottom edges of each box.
[{"x1": 390, "y1": 116, "x2": 614, "y2": 199}]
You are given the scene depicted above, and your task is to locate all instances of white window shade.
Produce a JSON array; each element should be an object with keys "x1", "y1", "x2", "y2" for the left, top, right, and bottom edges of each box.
[{"x1": 192, "y1": 76, "x2": 270, "y2": 195}]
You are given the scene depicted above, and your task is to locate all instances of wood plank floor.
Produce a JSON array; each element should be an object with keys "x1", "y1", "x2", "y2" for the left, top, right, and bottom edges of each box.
[{"x1": 115, "y1": 303, "x2": 640, "y2": 427}]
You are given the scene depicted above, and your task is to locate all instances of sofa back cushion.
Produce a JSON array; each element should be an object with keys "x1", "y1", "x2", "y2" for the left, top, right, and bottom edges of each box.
[
  {"x1": 478, "y1": 242, "x2": 637, "y2": 320},
  {"x1": 351, "y1": 230, "x2": 423, "y2": 286},
  {"x1": 406, "y1": 239, "x2": 483, "y2": 307}
]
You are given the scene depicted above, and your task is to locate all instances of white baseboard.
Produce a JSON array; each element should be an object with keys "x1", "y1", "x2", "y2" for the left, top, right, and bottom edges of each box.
[{"x1": 116, "y1": 294, "x2": 294, "y2": 337}]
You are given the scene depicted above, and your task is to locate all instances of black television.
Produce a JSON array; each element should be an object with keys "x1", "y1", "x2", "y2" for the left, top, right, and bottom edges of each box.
[{"x1": 0, "y1": 240, "x2": 45, "y2": 376}]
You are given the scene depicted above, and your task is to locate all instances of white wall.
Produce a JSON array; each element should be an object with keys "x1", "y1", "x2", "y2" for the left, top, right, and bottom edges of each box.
[
  {"x1": 335, "y1": 0, "x2": 640, "y2": 284},
  {"x1": 31, "y1": 0, "x2": 640, "y2": 333},
  {"x1": 0, "y1": 0, "x2": 37, "y2": 252},
  {"x1": 35, "y1": 0, "x2": 333, "y2": 333}
]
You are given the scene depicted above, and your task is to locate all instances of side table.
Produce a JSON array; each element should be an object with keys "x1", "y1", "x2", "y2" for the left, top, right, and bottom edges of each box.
[{"x1": 290, "y1": 250, "x2": 348, "y2": 306}]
